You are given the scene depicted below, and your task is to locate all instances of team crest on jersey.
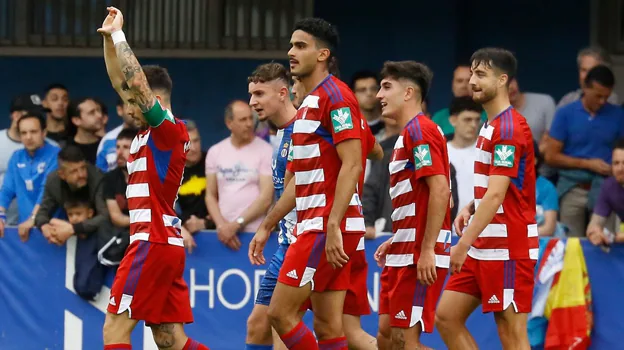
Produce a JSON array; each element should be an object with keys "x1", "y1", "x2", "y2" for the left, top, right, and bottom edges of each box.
[
  {"x1": 493, "y1": 145, "x2": 515, "y2": 167},
  {"x1": 413, "y1": 144, "x2": 432, "y2": 169},
  {"x1": 330, "y1": 107, "x2": 353, "y2": 132}
]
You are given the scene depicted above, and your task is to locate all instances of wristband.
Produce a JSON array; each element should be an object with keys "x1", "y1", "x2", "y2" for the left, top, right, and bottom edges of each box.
[{"x1": 111, "y1": 30, "x2": 127, "y2": 45}]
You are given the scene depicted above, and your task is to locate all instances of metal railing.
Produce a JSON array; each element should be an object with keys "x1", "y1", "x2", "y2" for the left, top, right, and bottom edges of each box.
[{"x1": 0, "y1": 0, "x2": 314, "y2": 58}]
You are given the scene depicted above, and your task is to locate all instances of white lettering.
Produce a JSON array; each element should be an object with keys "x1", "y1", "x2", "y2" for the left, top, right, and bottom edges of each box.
[
  {"x1": 368, "y1": 272, "x2": 380, "y2": 313},
  {"x1": 217, "y1": 269, "x2": 252, "y2": 310},
  {"x1": 254, "y1": 269, "x2": 266, "y2": 301},
  {"x1": 190, "y1": 268, "x2": 215, "y2": 309}
]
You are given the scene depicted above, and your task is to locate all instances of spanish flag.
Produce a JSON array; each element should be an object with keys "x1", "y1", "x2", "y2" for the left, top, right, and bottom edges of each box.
[{"x1": 544, "y1": 238, "x2": 593, "y2": 349}]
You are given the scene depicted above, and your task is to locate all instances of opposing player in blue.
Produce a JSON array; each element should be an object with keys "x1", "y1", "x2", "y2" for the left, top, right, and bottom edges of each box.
[{"x1": 245, "y1": 62, "x2": 299, "y2": 350}]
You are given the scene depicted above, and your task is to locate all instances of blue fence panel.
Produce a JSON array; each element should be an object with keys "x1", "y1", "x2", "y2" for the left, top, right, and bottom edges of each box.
[{"x1": 0, "y1": 229, "x2": 623, "y2": 349}]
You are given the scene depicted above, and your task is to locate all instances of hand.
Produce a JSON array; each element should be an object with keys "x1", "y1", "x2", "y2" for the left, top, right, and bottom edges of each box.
[
  {"x1": 325, "y1": 224, "x2": 349, "y2": 269},
  {"x1": 365, "y1": 226, "x2": 376, "y2": 239},
  {"x1": 217, "y1": 221, "x2": 240, "y2": 242},
  {"x1": 374, "y1": 238, "x2": 392, "y2": 267},
  {"x1": 181, "y1": 226, "x2": 197, "y2": 254},
  {"x1": 97, "y1": 6, "x2": 124, "y2": 36},
  {"x1": 0, "y1": 216, "x2": 4, "y2": 239},
  {"x1": 450, "y1": 241, "x2": 470, "y2": 275},
  {"x1": 224, "y1": 235, "x2": 242, "y2": 251},
  {"x1": 249, "y1": 226, "x2": 271, "y2": 265},
  {"x1": 453, "y1": 206, "x2": 472, "y2": 237},
  {"x1": 17, "y1": 219, "x2": 35, "y2": 242},
  {"x1": 49, "y1": 219, "x2": 75, "y2": 246},
  {"x1": 417, "y1": 249, "x2": 437, "y2": 286},
  {"x1": 41, "y1": 223, "x2": 56, "y2": 243},
  {"x1": 587, "y1": 226, "x2": 607, "y2": 246},
  {"x1": 585, "y1": 158, "x2": 611, "y2": 176},
  {"x1": 184, "y1": 215, "x2": 205, "y2": 234}
]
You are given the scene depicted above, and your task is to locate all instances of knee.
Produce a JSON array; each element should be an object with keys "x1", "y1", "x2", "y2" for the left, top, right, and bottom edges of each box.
[
  {"x1": 267, "y1": 303, "x2": 284, "y2": 329},
  {"x1": 313, "y1": 315, "x2": 342, "y2": 340},
  {"x1": 378, "y1": 318, "x2": 391, "y2": 340},
  {"x1": 151, "y1": 324, "x2": 180, "y2": 349},
  {"x1": 247, "y1": 308, "x2": 271, "y2": 339},
  {"x1": 435, "y1": 309, "x2": 456, "y2": 333},
  {"x1": 103, "y1": 313, "x2": 131, "y2": 344}
]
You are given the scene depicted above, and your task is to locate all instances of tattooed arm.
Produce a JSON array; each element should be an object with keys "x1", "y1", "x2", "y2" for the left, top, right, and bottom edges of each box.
[{"x1": 114, "y1": 41, "x2": 156, "y2": 113}]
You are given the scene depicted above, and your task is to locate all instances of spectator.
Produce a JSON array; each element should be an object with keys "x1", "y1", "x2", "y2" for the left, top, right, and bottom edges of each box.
[
  {"x1": 0, "y1": 110, "x2": 60, "y2": 241},
  {"x1": 103, "y1": 128, "x2": 136, "y2": 230},
  {"x1": 0, "y1": 94, "x2": 58, "y2": 224},
  {"x1": 93, "y1": 97, "x2": 109, "y2": 139},
  {"x1": 42, "y1": 83, "x2": 70, "y2": 145},
  {"x1": 35, "y1": 145, "x2": 108, "y2": 246},
  {"x1": 586, "y1": 139, "x2": 624, "y2": 246},
  {"x1": 432, "y1": 64, "x2": 487, "y2": 137},
  {"x1": 362, "y1": 112, "x2": 402, "y2": 238},
  {"x1": 351, "y1": 70, "x2": 385, "y2": 139},
  {"x1": 67, "y1": 97, "x2": 104, "y2": 165},
  {"x1": 179, "y1": 120, "x2": 214, "y2": 234},
  {"x1": 96, "y1": 99, "x2": 140, "y2": 172},
  {"x1": 205, "y1": 100, "x2": 273, "y2": 250},
  {"x1": 446, "y1": 96, "x2": 482, "y2": 213},
  {"x1": 546, "y1": 65, "x2": 624, "y2": 236},
  {"x1": 508, "y1": 77, "x2": 556, "y2": 151},
  {"x1": 534, "y1": 143, "x2": 565, "y2": 237},
  {"x1": 557, "y1": 46, "x2": 618, "y2": 108}
]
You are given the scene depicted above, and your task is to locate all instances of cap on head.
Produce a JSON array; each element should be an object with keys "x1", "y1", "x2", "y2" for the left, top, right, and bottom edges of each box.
[{"x1": 10, "y1": 93, "x2": 49, "y2": 113}]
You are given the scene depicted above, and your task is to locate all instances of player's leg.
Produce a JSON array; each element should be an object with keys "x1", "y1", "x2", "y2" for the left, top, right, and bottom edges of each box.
[
  {"x1": 435, "y1": 257, "x2": 481, "y2": 350},
  {"x1": 247, "y1": 244, "x2": 289, "y2": 349},
  {"x1": 343, "y1": 315, "x2": 377, "y2": 350},
  {"x1": 377, "y1": 268, "x2": 391, "y2": 350},
  {"x1": 342, "y1": 248, "x2": 376, "y2": 349},
  {"x1": 147, "y1": 244, "x2": 208, "y2": 349},
  {"x1": 309, "y1": 234, "x2": 364, "y2": 348},
  {"x1": 267, "y1": 233, "x2": 323, "y2": 349},
  {"x1": 377, "y1": 314, "x2": 391, "y2": 350},
  {"x1": 104, "y1": 241, "x2": 145, "y2": 347},
  {"x1": 489, "y1": 259, "x2": 535, "y2": 350},
  {"x1": 387, "y1": 266, "x2": 442, "y2": 349},
  {"x1": 103, "y1": 311, "x2": 139, "y2": 346}
]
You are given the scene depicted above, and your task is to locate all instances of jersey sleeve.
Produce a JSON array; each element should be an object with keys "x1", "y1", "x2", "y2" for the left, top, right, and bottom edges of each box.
[
  {"x1": 489, "y1": 119, "x2": 526, "y2": 178},
  {"x1": 286, "y1": 140, "x2": 294, "y2": 173},
  {"x1": 363, "y1": 120, "x2": 375, "y2": 155},
  {"x1": 144, "y1": 99, "x2": 184, "y2": 150},
  {"x1": 0, "y1": 155, "x2": 17, "y2": 209},
  {"x1": 406, "y1": 121, "x2": 447, "y2": 180},
  {"x1": 325, "y1": 93, "x2": 362, "y2": 145}
]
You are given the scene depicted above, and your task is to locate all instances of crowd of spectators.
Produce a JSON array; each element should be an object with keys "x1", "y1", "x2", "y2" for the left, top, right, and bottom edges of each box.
[{"x1": 0, "y1": 45, "x2": 623, "y2": 298}]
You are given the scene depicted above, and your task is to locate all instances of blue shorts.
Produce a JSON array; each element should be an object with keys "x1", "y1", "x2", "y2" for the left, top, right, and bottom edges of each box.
[{"x1": 255, "y1": 244, "x2": 289, "y2": 305}]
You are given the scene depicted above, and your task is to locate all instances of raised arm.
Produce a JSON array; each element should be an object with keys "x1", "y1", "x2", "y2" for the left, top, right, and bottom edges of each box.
[{"x1": 98, "y1": 7, "x2": 156, "y2": 113}]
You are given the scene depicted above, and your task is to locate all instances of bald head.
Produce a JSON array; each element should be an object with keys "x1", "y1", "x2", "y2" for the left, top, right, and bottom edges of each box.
[
  {"x1": 225, "y1": 99, "x2": 255, "y2": 143},
  {"x1": 225, "y1": 100, "x2": 252, "y2": 121}
]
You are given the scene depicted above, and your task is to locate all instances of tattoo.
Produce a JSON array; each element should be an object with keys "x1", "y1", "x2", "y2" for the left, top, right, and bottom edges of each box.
[
  {"x1": 114, "y1": 41, "x2": 155, "y2": 112},
  {"x1": 152, "y1": 323, "x2": 176, "y2": 349},
  {"x1": 390, "y1": 328, "x2": 406, "y2": 350}
]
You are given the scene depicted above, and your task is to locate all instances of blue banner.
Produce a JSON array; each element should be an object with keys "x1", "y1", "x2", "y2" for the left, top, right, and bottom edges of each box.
[{"x1": 1, "y1": 229, "x2": 623, "y2": 349}]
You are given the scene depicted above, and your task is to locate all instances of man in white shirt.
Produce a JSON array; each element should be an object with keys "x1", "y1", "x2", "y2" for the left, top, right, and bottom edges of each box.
[{"x1": 446, "y1": 96, "x2": 482, "y2": 213}]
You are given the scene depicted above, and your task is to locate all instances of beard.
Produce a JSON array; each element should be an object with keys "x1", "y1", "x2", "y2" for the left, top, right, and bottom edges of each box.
[{"x1": 472, "y1": 87, "x2": 497, "y2": 104}]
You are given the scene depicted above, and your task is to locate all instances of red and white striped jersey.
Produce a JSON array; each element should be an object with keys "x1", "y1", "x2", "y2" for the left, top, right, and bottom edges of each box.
[
  {"x1": 286, "y1": 75, "x2": 367, "y2": 236},
  {"x1": 126, "y1": 100, "x2": 190, "y2": 246},
  {"x1": 385, "y1": 114, "x2": 452, "y2": 268},
  {"x1": 471, "y1": 106, "x2": 538, "y2": 261}
]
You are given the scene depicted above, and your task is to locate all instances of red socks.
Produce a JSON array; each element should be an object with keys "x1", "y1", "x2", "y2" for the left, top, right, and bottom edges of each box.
[
  {"x1": 318, "y1": 336, "x2": 348, "y2": 350},
  {"x1": 183, "y1": 338, "x2": 210, "y2": 350},
  {"x1": 280, "y1": 321, "x2": 319, "y2": 350},
  {"x1": 104, "y1": 345, "x2": 131, "y2": 350}
]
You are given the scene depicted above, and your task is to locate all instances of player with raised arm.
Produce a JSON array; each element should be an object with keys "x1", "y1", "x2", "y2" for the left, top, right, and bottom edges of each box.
[
  {"x1": 245, "y1": 62, "x2": 298, "y2": 350},
  {"x1": 248, "y1": 18, "x2": 371, "y2": 350},
  {"x1": 435, "y1": 48, "x2": 537, "y2": 350},
  {"x1": 374, "y1": 61, "x2": 451, "y2": 349},
  {"x1": 98, "y1": 7, "x2": 209, "y2": 350}
]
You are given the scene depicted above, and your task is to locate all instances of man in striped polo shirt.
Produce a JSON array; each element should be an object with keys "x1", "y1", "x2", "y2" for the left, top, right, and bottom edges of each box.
[
  {"x1": 436, "y1": 48, "x2": 537, "y2": 350},
  {"x1": 374, "y1": 61, "x2": 452, "y2": 349}
]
